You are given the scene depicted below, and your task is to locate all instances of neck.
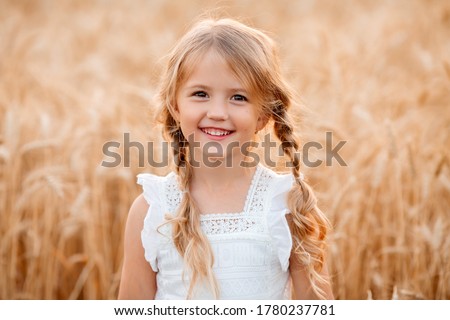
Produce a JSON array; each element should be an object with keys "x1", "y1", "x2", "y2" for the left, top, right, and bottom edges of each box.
[{"x1": 190, "y1": 163, "x2": 257, "y2": 192}]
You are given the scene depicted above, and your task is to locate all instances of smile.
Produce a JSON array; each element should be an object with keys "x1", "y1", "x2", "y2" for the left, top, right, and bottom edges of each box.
[{"x1": 200, "y1": 127, "x2": 233, "y2": 136}]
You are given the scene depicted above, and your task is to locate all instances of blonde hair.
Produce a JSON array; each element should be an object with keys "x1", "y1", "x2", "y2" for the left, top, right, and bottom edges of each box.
[{"x1": 157, "y1": 18, "x2": 331, "y2": 299}]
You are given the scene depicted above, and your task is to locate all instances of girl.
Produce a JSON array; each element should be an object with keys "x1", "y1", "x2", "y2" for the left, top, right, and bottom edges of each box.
[{"x1": 118, "y1": 18, "x2": 334, "y2": 300}]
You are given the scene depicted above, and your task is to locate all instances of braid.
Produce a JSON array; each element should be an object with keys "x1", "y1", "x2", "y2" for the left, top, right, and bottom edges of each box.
[
  {"x1": 273, "y1": 106, "x2": 331, "y2": 299},
  {"x1": 166, "y1": 128, "x2": 220, "y2": 299}
]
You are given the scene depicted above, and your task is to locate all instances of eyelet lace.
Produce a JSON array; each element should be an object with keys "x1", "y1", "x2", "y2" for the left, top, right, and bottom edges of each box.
[{"x1": 164, "y1": 165, "x2": 273, "y2": 236}]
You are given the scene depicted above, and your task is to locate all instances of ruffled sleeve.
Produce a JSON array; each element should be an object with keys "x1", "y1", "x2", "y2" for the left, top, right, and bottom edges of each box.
[
  {"x1": 137, "y1": 173, "x2": 165, "y2": 272},
  {"x1": 267, "y1": 172, "x2": 296, "y2": 272}
]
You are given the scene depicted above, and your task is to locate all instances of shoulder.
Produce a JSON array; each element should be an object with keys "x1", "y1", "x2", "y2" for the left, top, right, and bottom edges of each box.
[
  {"x1": 259, "y1": 165, "x2": 296, "y2": 184},
  {"x1": 128, "y1": 194, "x2": 150, "y2": 223},
  {"x1": 137, "y1": 171, "x2": 175, "y2": 203},
  {"x1": 260, "y1": 165, "x2": 295, "y2": 207},
  {"x1": 137, "y1": 171, "x2": 173, "y2": 185},
  {"x1": 124, "y1": 194, "x2": 149, "y2": 243}
]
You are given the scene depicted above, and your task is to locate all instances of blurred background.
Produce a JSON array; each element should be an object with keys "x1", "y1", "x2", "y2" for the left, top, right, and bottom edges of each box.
[{"x1": 0, "y1": 0, "x2": 449, "y2": 299}]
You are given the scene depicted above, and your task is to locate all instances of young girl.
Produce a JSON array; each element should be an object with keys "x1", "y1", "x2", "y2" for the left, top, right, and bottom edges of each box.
[{"x1": 118, "y1": 18, "x2": 334, "y2": 300}]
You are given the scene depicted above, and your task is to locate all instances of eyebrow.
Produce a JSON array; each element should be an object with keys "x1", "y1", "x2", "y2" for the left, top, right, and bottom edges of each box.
[
  {"x1": 184, "y1": 84, "x2": 248, "y2": 93},
  {"x1": 184, "y1": 84, "x2": 212, "y2": 91}
]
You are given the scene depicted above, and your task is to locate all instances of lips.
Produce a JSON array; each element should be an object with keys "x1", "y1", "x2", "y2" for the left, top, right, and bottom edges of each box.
[{"x1": 200, "y1": 127, "x2": 234, "y2": 136}]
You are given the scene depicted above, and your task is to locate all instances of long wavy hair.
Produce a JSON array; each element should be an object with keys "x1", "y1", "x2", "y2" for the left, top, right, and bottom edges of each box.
[{"x1": 156, "y1": 18, "x2": 331, "y2": 299}]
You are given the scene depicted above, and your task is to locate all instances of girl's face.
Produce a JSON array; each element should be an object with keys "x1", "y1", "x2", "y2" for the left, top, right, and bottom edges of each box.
[{"x1": 175, "y1": 49, "x2": 265, "y2": 165}]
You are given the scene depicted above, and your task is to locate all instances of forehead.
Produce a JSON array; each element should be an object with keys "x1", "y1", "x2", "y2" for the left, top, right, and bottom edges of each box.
[{"x1": 181, "y1": 49, "x2": 246, "y2": 90}]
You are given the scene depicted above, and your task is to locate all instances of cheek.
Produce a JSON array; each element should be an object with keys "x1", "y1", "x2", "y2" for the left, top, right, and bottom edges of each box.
[
  {"x1": 241, "y1": 110, "x2": 260, "y2": 131},
  {"x1": 178, "y1": 107, "x2": 201, "y2": 133},
  {"x1": 180, "y1": 108, "x2": 197, "y2": 121},
  {"x1": 176, "y1": 99, "x2": 190, "y2": 120}
]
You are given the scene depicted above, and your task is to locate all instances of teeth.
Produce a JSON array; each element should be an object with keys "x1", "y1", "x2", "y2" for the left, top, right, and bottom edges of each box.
[{"x1": 202, "y1": 128, "x2": 231, "y2": 136}]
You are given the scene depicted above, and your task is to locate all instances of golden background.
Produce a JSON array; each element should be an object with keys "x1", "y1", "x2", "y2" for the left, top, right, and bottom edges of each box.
[{"x1": 0, "y1": 0, "x2": 449, "y2": 299}]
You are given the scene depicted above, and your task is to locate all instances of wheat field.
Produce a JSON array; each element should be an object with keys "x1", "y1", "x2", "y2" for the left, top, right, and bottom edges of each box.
[{"x1": 0, "y1": 0, "x2": 449, "y2": 300}]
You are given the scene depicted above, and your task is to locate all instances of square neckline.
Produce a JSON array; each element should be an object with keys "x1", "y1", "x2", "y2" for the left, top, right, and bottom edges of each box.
[{"x1": 196, "y1": 164, "x2": 263, "y2": 219}]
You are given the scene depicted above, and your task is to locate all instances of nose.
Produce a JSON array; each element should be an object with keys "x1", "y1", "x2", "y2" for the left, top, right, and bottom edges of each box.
[{"x1": 207, "y1": 99, "x2": 229, "y2": 121}]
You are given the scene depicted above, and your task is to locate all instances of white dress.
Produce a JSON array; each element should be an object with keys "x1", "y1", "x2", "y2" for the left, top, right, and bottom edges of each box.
[{"x1": 137, "y1": 164, "x2": 295, "y2": 299}]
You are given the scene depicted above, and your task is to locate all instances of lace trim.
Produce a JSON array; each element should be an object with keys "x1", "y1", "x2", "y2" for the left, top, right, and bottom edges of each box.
[
  {"x1": 165, "y1": 172, "x2": 182, "y2": 214},
  {"x1": 200, "y1": 215, "x2": 263, "y2": 235},
  {"x1": 163, "y1": 165, "x2": 273, "y2": 235},
  {"x1": 248, "y1": 167, "x2": 272, "y2": 215}
]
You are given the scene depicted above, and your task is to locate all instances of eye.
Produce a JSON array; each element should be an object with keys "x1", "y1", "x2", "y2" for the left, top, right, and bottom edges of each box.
[
  {"x1": 192, "y1": 91, "x2": 208, "y2": 98},
  {"x1": 231, "y1": 94, "x2": 247, "y2": 102}
]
